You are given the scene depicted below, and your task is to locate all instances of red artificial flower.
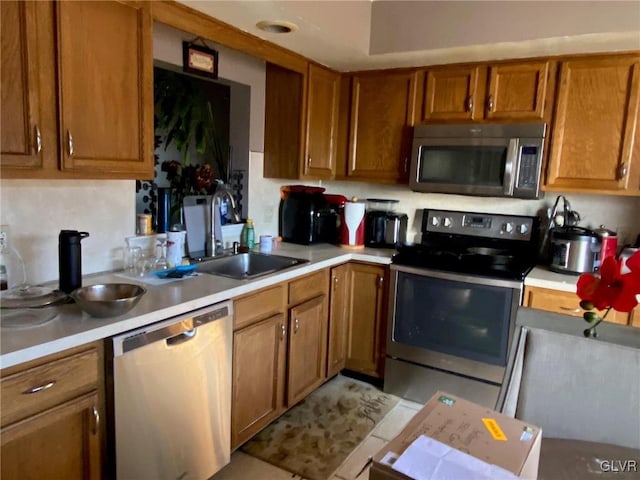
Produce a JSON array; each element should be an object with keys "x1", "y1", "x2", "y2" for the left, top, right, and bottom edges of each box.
[{"x1": 577, "y1": 250, "x2": 640, "y2": 312}]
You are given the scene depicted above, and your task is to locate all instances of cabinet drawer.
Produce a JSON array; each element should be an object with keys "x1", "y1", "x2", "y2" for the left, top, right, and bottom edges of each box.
[
  {"x1": 1, "y1": 348, "x2": 98, "y2": 427},
  {"x1": 234, "y1": 284, "x2": 286, "y2": 330},
  {"x1": 524, "y1": 286, "x2": 630, "y2": 325},
  {"x1": 288, "y1": 270, "x2": 328, "y2": 306}
]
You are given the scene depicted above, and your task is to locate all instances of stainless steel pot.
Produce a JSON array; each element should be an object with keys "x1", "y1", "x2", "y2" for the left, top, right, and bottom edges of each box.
[{"x1": 549, "y1": 227, "x2": 601, "y2": 275}]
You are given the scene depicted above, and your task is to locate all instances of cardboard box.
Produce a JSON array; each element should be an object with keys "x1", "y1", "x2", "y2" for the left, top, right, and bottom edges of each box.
[{"x1": 370, "y1": 391, "x2": 541, "y2": 480}]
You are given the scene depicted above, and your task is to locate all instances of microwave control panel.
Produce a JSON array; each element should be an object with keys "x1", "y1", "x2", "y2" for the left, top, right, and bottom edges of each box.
[{"x1": 517, "y1": 146, "x2": 541, "y2": 189}]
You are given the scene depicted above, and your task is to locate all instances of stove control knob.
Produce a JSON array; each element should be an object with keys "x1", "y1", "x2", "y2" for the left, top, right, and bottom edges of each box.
[
  {"x1": 518, "y1": 224, "x2": 529, "y2": 235},
  {"x1": 502, "y1": 222, "x2": 514, "y2": 234},
  {"x1": 443, "y1": 217, "x2": 453, "y2": 228},
  {"x1": 431, "y1": 216, "x2": 441, "y2": 227}
]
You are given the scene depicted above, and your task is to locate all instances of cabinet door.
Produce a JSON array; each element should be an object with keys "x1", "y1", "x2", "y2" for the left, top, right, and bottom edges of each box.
[
  {"x1": 546, "y1": 55, "x2": 640, "y2": 193},
  {"x1": 524, "y1": 286, "x2": 631, "y2": 325},
  {"x1": 486, "y1": 61, "x2": 549, "y2": 120},
  {"x1": 287, "y1": 295, "x2": 328, "y2": 406},
  {"x1": 231, "y1": 314, "x2": 286, "y2": 449},
  {"x1": 1, "y1": 391, "x2": 101, "y2": 480},
  {"x1": 57, "y1": 1, "x2": 153, "y2": 178},
  {"x1": 348, "y1": 70, "x2": 419, "y2": 182},
  {"x1": 345, "y1": 264, "x2": 387, "y2": 377},
  {"x1": 264, "y1": 63, "x2": 305, "y2": 179},
  {"x1": 304, "y1": 64, "x2": 339, "y2": 179},
  {"x1": 327, "y1": 264, "x2": 350, "y2": 377},
  {"x1": 0, "y1": 1, "x2": 55, "y2": 172},
  {"x1": 423, "y1": 66, "x2": 481, "y2": 121}
]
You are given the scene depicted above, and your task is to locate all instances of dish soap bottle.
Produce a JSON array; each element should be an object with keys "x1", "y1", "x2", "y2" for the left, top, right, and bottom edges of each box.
[{"x1": 242, "y1": 219, "x2": 255, "y2": 250}]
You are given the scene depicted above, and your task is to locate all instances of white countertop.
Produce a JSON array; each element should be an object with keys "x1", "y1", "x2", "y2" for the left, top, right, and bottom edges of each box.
[
  {"x1": 0, "y1": 243, "x2": 393, "y2": 369},
  {"x1": 524, "y1": 266, "x2": 580, "y2": 293}
]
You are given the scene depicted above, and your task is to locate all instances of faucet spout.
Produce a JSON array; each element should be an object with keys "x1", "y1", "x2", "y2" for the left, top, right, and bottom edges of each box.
[{"x1": 207, "y1": 184, "x2": 240, "y2": 257}]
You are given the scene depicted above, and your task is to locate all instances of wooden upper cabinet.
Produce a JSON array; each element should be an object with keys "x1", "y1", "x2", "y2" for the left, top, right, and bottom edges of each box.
[
  {"x1": 57, "y1": 1, "x2": 153, "y2": 178},
  {"x1": 423, "y1": 66, "x2": 481, "y2": 121},
  {"x1": 0, "y1": 1, "x2": 55, "y2": 172},
  {"x1": 546, "y1": 54, "x2": 640, "y2": 194},
  {"x1": 264, "y1": 62, "x2": 339, "y2": 180},
  {"x1": 303, "y1": 64, "x2": 339, "y2": 179},
  {"x1": 1, "y1": 0, "x2": 154, "y2": 179},
  {"x1": 348, "y1": 70, "x2": 419, "y2": 182},
  {"x1": 422, "y1": 60, "x2": 551, "y2": 123},
  {"x1": 486, "y1": 61, "x2": 549, "y2": 120}
]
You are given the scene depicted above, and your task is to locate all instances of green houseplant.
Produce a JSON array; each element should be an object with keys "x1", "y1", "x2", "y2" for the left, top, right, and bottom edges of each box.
[{"x1": 154, "y1": 68, "x2": 227, "y2": 222}]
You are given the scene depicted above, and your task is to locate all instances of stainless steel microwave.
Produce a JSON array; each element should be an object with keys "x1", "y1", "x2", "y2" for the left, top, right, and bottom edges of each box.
[{"x1": 409, "y1": 123, "x2": 546, "y2": 199}]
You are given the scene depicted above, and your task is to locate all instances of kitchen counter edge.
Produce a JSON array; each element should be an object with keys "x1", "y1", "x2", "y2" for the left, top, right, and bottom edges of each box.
[{"x1": 0, "y1": 245, "x2": 393, "y2": 370}]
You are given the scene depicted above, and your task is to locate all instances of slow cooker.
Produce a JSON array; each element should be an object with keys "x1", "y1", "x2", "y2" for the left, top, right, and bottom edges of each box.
[{"x1": 549, "y1": 226, "x2": 601, "y2": 275}]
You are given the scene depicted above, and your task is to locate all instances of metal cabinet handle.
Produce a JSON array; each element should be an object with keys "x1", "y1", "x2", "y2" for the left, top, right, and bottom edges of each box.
[
  {"x1": 67, "y1": 130, "x2": 74, "y2": 156},
  {"x1": 560, "y1": 306, "x2": 581, "y2": 313},
  {"x1": 280, "y1": 323, "x2": 286, "y2": 340},
  {"x1": 92, "y1": 406, "x2": 100, "y2": 435},
  {"x1": 487, "y1": 95, "x2": 494, "y2": 112},
  {"x1": 307, "y1": 156, "x2": 312, "y2": 169},
  {"x1": 466, "y1": 96, "x2": 474, "y2": 113},
  {"x1": 377, "y1": 275, "x2": 384, "y2": 288},
  {"x1": 618, "y1": 162, "x2": 628, "y2": 179},
  {"x1": 403, "y1": 157, "x2": 408, "y2": 174},
  {"x1": 34, "y1": 125, "x2": 42, "y2": 153},
  {"x1": 294, "y1": 318, "x2": 299, "y2": 333},
  {"x1": 22, "y1": 380, "x2": 56, "y2": 395}
]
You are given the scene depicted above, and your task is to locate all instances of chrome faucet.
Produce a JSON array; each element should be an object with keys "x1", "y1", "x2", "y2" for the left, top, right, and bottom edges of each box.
[{"x1": 206, "y1": 184, "x2": 240, "y2": 257}]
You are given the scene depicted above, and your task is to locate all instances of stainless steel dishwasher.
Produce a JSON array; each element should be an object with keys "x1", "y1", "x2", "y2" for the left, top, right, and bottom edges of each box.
[{"x1": 112, "y1": 300, "x2": 232, "y2": 480}]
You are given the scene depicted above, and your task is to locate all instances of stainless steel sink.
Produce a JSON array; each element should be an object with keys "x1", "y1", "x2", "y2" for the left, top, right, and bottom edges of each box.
[{"x1": 196, "y1": 252, "x2": 308, "y2": 280}]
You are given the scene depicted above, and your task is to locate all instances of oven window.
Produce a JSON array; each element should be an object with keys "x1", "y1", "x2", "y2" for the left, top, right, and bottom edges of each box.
[
  {"x1": 393, "y1": 272, "x2": 513, "y2": 366},
  {"x1": 418, "y1": 146, "x2": 507, "y2": 186}
]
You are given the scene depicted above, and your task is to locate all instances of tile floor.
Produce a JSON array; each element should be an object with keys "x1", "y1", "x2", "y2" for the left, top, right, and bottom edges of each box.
[{"x1": 212, "y1": 398, "x2": 423, "y2": 480}]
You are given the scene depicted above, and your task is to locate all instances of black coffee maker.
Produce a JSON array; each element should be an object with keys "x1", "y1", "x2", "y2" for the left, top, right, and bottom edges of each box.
[{"x1": 279, "y1": 186, "x2": 337, "y2": 245}]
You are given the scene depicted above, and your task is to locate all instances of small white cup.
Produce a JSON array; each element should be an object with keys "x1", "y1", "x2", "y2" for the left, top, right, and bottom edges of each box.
[{"x1": 259, "y1": 235, "x2": 273, "y2": 253}]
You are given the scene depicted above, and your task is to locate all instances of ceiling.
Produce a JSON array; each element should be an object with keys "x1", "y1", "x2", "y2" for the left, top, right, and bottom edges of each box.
[{"x1": 179, "y1": 1, "x2": 640, "y2": 71}]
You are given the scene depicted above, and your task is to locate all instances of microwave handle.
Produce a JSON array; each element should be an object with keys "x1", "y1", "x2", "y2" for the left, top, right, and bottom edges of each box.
[{"x1": 503, "y1": 138, "x2": 520, "y2": 196}]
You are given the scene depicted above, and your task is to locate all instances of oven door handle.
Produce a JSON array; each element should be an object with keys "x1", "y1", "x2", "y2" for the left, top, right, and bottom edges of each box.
[{"x1": 390, "y1": 263, "x2": 524, "y2": 290}]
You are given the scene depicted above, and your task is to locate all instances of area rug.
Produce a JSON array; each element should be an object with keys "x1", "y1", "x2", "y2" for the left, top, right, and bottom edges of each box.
[{"x1": 241, "y1": 374, "x2": 400, "y2": 480}]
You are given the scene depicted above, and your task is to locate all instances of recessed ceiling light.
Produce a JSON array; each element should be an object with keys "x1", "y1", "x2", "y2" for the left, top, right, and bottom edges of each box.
[{"x1": 256, "y1": 20, "x2": 298, "y2": 34}]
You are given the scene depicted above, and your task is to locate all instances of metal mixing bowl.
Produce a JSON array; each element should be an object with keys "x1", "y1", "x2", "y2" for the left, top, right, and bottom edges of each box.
[{"x1": 71, "y1": 283, "x2": 146, "y2": 318}]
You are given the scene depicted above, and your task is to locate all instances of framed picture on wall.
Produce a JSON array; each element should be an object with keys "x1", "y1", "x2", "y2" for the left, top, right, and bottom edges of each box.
[{"x1": 182, "y1": 41, "x2": 218, "y2": 79}]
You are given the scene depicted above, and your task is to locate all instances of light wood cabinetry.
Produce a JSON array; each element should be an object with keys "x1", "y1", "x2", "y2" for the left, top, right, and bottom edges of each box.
[
  {"x1": 231, "y1": 285, "x2": 287, "y2": 449},
  {"x1": 422, "y1": 60, "x2": 551, "y2": 122},
  {"x1": 231, "y1": 271, "x2": 329, "y2": 449},
  {"x1": 345, "y1": 263, "x2": 388, "y2": 378},
  {"x1": 1, "y1": 0, "x2": 153, "y2": 179},
  {"x1": 523, "y1": 285, "x2": 633, "y2": 326},
  {"x1": 0, "y1": 343, "x2": 103, "y2": 479},
  {"x1": 545, "y1": 54, "x2": 640, "y2": 195},
  {"x1": 264, "y1": 62, "x2": 339, "y2": 180},
  {"x1": 347, "y1": 70, "x2": 419, "y2": 182},
  {"x1": 327, "y1": 264, "x2": 350, "y2": 377}
]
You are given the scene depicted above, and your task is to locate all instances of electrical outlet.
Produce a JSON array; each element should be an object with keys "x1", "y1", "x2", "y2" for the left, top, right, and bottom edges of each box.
[
  {"x1": 263, "y1": 205, "x2": 275, "y2": 223},
  {"x1": 616, "y1": 225, "x2": 630, "y2": 246}
]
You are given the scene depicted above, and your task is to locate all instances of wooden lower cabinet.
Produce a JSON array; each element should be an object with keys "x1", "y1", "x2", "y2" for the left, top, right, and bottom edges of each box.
[
  {"x1": 327, "y1": 264, "x2": 350, "y2": 377},
  {"x1": 287, "y1": 295, "x2": 328, "y2": 405},
  {"x1": 231, "y1": 271, "x2": 329, "y2": 449},
  {"x1": 344, "y1": 263, "x2": 388, "y2": 378},
  {"x1": 523, "y1": 285, "x2": 633, "y2": 326},
  {"x1": 0, "y1": 343, "x2": 103, "y2": 479},
  {"x1": 231, "y1": 313, "x2": 286, "y2": 449}
]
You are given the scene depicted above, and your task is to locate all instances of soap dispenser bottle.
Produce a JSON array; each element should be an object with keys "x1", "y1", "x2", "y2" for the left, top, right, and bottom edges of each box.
[
  {"x1": 242, "y1": 219, "x2": 255, "y2": 250},
  {"x1": 59, "y1": 230, "x2": 89, "y2": 293}
]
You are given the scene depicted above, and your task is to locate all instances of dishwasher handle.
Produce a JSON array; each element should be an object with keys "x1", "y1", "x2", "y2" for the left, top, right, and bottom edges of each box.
[
  {"x1": 166, "y1": 329, "x2": 197, "y2": 347},
  {"x1": 112, "y1": 301, "x2": 232, "y2": 356}
]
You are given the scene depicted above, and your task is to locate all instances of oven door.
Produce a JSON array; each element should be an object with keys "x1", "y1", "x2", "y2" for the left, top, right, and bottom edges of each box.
[{"x1": 387, "y1": 264, "x2": 523, "y2": 384}]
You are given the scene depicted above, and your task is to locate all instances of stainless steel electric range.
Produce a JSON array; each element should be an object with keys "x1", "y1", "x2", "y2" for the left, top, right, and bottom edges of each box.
[{"x1": 384, "y1": 208, "x2": 540, "y2": 408}]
